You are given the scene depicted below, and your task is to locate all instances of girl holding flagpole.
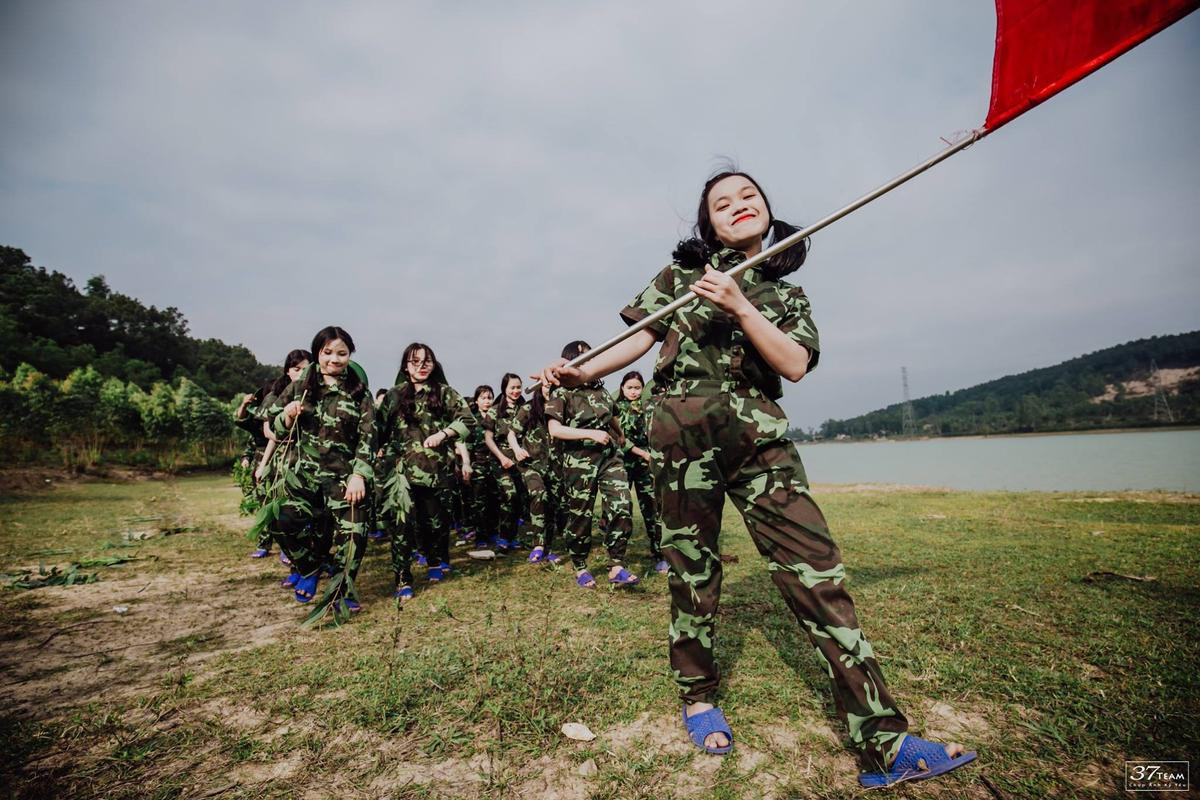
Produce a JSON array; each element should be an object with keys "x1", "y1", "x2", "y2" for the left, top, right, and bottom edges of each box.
[{"x1": 535, "y1": 170, "x2": 974, "y2": 787}]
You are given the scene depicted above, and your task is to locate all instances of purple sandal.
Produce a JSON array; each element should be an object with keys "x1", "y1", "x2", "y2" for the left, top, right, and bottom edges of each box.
[
  {"x1": 682, "y1": 704, "x2": 733, "y2": 755},
  {"x1": 609, "y1": 567, "x2": 640, "y2": 588},
  {"x1": 858, "y1": 735, "x2": 977, "y2": 788},
  {"x1": 576, "y1": 570, "x2": 596, "y2": 588}
]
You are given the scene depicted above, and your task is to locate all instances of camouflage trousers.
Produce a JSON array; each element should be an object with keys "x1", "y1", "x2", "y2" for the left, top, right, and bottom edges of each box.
[
  {"x1": 561, "y1": 446, "x2": 633, "y2": 570},
  {"x1": 465, "y1": 458, "x2": 499, "y2": 540},
  {"x1": 649, "y1": 388, "x2": 908, "y2": 770},
  {"x1": 624, "y1": 455, "x2": 662, "y2": 559},
  {"x1": 518, "y1": 459, "x2": 560, "y2": 550},
  {"x1": 274, "y1": 477, "x2": 367, "y2": 580},
  {"x1": 447, "y1": 473, "x2": 466, "y2": 530},
  {"x1": 495, "y1": 463, "x2": 525, "y2": 545},
  {"x1": 390, "y1": 483, "x2": 449, "y2": 584}
]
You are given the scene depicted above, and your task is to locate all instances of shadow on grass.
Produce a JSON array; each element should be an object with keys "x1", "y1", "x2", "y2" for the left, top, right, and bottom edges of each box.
[{"x1": 715, "y1": 571, "x2": 848, "y2": 732}]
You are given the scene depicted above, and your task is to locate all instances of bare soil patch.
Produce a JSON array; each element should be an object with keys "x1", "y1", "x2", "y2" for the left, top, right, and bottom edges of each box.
[{"x1": 0, "y1": 561, "x2": 296, "y2": 716}]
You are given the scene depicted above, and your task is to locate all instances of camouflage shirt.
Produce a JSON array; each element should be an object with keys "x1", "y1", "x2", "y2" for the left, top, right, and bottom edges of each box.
[
  {"x1": 511, "y1": 403, "x2": 551, "y2": 465},
  {"x1": 483, "y1": 401, "x2": 523, "y2": 458},
  {"x1": 464, "y1": 406, "x2": 491, "y2": 459},
  {"x1": 375, "y1": 382, "x2": 472, "y2": 487},
  {"x1": 545, "y1": 385, "x2": 623, "y2": 453},
  {"x1": 234, "y1": 389, "x2": 270, "y2": 449},
  {"x1": 619, "y1": 248, "x2": 820, "y2": 399},
  {"x1": 613, "y1": 396, "x2": 650, "y2": 454},
  {"x1": 268, "y1": 369, "x2": 375, "y2": 484}
]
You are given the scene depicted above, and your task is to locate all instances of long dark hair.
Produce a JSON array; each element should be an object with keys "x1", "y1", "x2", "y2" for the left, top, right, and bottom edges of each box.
[
  {"x1": 673, "y1": 169, "x2": 808, "y2": 280},
  {"x1": 495, "y1": 372, "x2": 524, "y2": 415},
  {"x1": 470, "y1": 384, "x2": 493, "y2": 413},
  {"x1": 302, "y1": 326, "x2": 364, "y2": 399},
  {"x1": 561, "y1": 341, "x2": 602, "y2": 389},
  {"x1": 270, "y1": 349, "x2": 313, "y2": 397},
  {"x1": 397, "y1": 342, "x2": 448, "y2": 423},
  {"x1": 527, "y1": 384, "x2": 548, "y2": 428}
]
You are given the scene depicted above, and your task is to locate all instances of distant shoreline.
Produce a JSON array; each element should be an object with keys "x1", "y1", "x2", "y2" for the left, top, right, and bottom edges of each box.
[{"x1": 800, "y1": 425, "x2": 1200, "y2": 445}]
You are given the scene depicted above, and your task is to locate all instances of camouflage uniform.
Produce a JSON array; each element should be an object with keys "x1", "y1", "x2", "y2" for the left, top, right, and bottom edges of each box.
[
  {"x1": 267, "y1": 371, "x2": 375, "y2": 581},
  {"x1": 546, "y1": 385, "x2": 633, "y2": 570},
  {"x1": 234, "y1": 390, "x2": 272, "y2": 546},
  {"x1": 464, "y1": 406, "x2": 499, "y2": 543},
  {"x1": 614, "y1": 395, "x2": 662, "y2": 561},
  {"x1": 375, "y1": 382, "x2": 472, "y2": 584},
  {"x1": 484, "y1": 401, "x2": 525, "y2": 545},
  {"x1": 621, "y1": 248, "x2": 908, "y2": 770},
  {"x1": 511, "y1": 403, "x2": 560, "y2": 551}
]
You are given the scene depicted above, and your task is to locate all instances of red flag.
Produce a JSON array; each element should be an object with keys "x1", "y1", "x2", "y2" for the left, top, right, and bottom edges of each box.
[{"x1": 985, "y1": 0, "x2": 1199, "y2": 130}]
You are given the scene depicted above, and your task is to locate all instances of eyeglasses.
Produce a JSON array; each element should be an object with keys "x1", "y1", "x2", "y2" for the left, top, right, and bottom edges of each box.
[{"x1": 408, "y1": 358, "x2": 434, "y2": 368}]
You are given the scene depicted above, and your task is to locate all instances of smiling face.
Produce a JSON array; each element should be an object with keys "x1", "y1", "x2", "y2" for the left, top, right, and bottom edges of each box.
[
  {"x1": 318, "y1": 341, "x2": 350, "y2": 378},
  {"x1": 406, "y1": 347, "x2": 435, "y2": 383},
  {"x1": 504, "y1": 376, "x2": 522, "y2": 402},
  {"x1": 621, "y1": 377, "x2": 643, "y2": 401},
  {"x1": 705, "y1": 174, "x2": 770, "y2": 252}
]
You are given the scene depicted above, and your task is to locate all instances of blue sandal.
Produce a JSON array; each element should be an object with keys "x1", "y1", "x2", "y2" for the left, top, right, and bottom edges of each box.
[
  {"x1": 249, "y1": 548, "x2": 270, "y2": 558},
  {"x1": 682, "y1": 704, "x2": 733, "y2": 755},
  {"x1": 576, "y1": 570, "x2": 596, "y2": 588},
  {"x1": 393, "y1": 585, "x2": 414, "y2": 601},
  {"x1": 427, "y1": 566, "x2": 444, "y2": 583},
  {"x1": 858, "y1": 735, "x2": 977, "y2": 788},
  {"x1": 528, "y1": 546, "x2": 545, "y2": 563},
  {"x1": 294, "y1": 574, "x2": 319, "y2": 603},
  {"x1": 281, "y1": 571, "x2": 299, "y2": 589},
  {"x1": 609, "y1": 567, "x2": 640, "y2": 588}
]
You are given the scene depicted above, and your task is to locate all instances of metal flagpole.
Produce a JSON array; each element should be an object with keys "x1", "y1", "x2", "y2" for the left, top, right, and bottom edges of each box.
[{"x1": 534, "y1": 128, "x2": 987, "y2": 387}]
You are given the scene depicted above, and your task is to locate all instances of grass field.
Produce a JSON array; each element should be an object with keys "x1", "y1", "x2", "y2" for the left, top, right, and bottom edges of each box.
[{"x1": 0, "y1": 473, "x2": 1197, "y2": 799}]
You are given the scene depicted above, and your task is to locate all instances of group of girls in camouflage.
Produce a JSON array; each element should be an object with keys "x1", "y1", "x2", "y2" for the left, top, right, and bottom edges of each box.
[
  {"x1": 235, "y1": 336, "x2": 665, "y2": 606},
  {"x1": 234, "y1": 168, "x2": 976, "y2": 788}
]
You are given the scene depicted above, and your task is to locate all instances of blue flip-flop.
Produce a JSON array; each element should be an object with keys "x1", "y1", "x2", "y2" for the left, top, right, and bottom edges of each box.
[
  {"x1": 279, "y1": 551, "x2": 291, "y2": 566},
  {"x1": 281, "y1": 571, "x2": 299, "y2": 589},
  {"x1": 858, "y1": 735, "x2": 977, "y2": 788},
  {"x1": 427, "y1": 566, "x2": 444, "y2": 583},
  {"x1": 294, "y1": 574, "x2": 319, "y2": 604},
  {"x1": 609, "y1": 567, "x2": 640, "y2": 588},
  {"x1": 654, "y1": 559, "x2": 670, "y2": 574},
  {"x1": 682, "y1": 704, "x2": 733, "y2": 755},
  {"x1": 249, "y1": 548, "x2": 270, "y2": 558},
  {"x1": 343, "y1": 598, "x2": 362, "y2": 613},
  {"x1": 528, "y1": 546, "x2": 545, "y2": 563},
  {"x1": 545, "y1": 552, "x2": 563, "y2": 564},
  {"x1": 576, "y1": 570, "x2": 596, "y2": 588},
  {"x1": 393, "y1": 585, "x2": 414, "y2": 601},
  {"x1": 415, "y1": 553, "x2": 428, "y2": 567}
]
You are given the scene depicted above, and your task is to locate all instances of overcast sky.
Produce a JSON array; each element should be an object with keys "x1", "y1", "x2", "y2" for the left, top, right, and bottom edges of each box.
[{"x1": 2, "y1": 2, "x2": 1197, "y2": 429}]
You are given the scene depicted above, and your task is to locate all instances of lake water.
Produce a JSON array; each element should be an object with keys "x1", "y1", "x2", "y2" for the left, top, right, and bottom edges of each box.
[{"x1": 797, "y1": 429, "x2": 1200, "y2": 492}]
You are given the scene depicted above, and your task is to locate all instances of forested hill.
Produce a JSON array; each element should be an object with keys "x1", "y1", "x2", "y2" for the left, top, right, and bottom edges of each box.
[
  {"x1": 816, "y1": 331, "x2": 1200, "y2": 439},
  {"x1": 0, "y1": 246, "x2": 274, "y2": 397}
]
